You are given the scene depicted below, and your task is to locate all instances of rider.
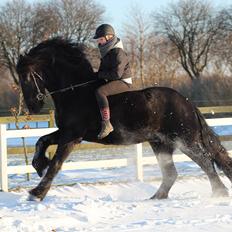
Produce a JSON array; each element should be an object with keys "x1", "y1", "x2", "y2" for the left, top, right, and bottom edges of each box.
[{"x1": 94, "y1": 24, "x2": 133, "y2": 139}]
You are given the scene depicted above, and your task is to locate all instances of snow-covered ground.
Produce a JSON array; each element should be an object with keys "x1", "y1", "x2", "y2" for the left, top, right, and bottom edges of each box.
[
  {"x1": 0, "y1": 141, "x2": 232, "y2": 232},
  {"x1": 1, "y1": 141, "x2": 232, "y2": 231},
  {"x1": 0, "y1": 178, "x2": 232, "y2": 232}
]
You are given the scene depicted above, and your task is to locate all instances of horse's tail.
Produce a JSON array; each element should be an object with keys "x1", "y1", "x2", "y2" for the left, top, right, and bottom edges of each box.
[{"x1": 195, "y1": 107, "x2": 232, "y2": 181}]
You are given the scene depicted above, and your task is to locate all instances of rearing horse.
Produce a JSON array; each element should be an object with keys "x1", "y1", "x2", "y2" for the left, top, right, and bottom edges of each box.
[{"x1": 16, "y1": 38, "x2": 232, "y2": 201}]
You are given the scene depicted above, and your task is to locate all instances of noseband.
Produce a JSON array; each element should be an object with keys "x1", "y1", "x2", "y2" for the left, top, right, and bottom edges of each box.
[
  {"x1": 30, "y1": 71, "x2": 45, "y2": 101},
  {"x1": 30, "y1": 71, "x2": 97, "y2": 101}
]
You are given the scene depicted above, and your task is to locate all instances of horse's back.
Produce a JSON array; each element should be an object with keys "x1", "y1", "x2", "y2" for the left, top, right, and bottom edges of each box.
[
  {"x1": 109, "y1": 86, "x2": 185, "y2": 103},
  {"x1": 109, "y1": 86, "x2": 191, "y2": 117},
  {"x1": 100, "y1": 86, "x2": 199, "y2": 144}
]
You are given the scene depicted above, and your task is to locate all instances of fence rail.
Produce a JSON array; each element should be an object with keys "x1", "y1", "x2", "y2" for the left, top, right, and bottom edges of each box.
[
  {"x1": 1, "y1": 113, "x2": 232, "y2": 191},
  {"x1": 1, "y1": 105, "x2": 232, "y2": 125},
  {"x1": 1, "y1": 106, "x2": 232, "y2": 155},
  {"x1": 0, "y1": 106, "x2": 232, "y2": 156},
  {"x1": 198, "y1": 105, "x2": 232, "y2": 114},
  {"x1": 0, "y1": 110, "x2": 55, "y2": 127}
]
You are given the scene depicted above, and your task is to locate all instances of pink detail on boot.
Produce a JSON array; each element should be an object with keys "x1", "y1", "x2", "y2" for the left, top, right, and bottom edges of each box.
[{"x1": 100, "y1": 107, "x2": 110, "y2": 121}]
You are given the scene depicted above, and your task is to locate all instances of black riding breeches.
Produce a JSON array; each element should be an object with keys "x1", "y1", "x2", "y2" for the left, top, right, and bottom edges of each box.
[{"x1": 95, "y1": 80, "x2": 133, "y2": 109}]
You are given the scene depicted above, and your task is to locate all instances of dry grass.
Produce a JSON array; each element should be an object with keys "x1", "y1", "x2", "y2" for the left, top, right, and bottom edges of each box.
[{"x1": 134, "y1": 74, "x2": 232, "y2": 107}]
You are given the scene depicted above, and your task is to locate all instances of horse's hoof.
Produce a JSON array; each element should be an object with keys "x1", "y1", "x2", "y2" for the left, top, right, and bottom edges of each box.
[
  {"x1": 212, "y1": 188, "x2": 229, "y2": 198},
  {"x1": 150, "y1": 190, "x2": 168, "y2": 200},
  {"x1": 27, "y1": 193, "x2": 42, "y2": 202}
]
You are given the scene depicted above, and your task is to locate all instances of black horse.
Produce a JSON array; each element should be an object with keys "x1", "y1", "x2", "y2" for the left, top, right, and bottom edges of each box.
[{"x1": 16, "y1": 38, "x2": 232, "y2": 201}]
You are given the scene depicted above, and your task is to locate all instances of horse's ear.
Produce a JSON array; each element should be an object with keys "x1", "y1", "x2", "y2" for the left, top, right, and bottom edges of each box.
[
  {"x1": 17, "y1": 54, "x2": 23, "y2": 67},
  {"x1": 18, "y1": 53, "x2": 29, "y2": 64},
  {"x1": 18, "y1": 54, "x2": 25, "y2": 62}
]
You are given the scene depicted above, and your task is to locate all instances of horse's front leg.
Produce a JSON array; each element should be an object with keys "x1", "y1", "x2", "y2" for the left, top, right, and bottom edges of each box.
[
  {"x1": 32, "y1": 130, "x2": 60, "y2": 177},
  {"x1": 29, "y1": 137, "x2": 81, "y2": 201}
]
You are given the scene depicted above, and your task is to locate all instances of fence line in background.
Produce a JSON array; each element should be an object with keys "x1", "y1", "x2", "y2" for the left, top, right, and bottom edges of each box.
[
  {"x1": 0, "y1": 105, "x2": 232, "y2": 126},
  {"x1": 0, "y1": 124, "x2": 7, "y2": 192},
  {"x1": 1, "y1": 116, "x2": 232, "y2": 191},
  {"x1": 0, "y1": 110, "x2": 55, "y2": 125},
  {"x1": 1, "y1": 106, "x2": 232, "y2": 155}
]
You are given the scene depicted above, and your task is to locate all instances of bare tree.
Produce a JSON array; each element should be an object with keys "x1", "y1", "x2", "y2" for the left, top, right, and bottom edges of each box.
[
  {"x1": 50, "y1": 0, "x2": 104, "y2": 42},
  {"x1": 211, "y1": 7, "x2": 232, "y2": 75},
  {"x1": 123, "y1": 5, "x2": 150, "y2": 87},
  {"x1": 0, "y1": 0, "x2": 58, "y2": 85},
  {"x1": 0, "y1": 0, "x2": 105, "y2": 85},
  {"x1": 29, "y1": 3, "x2": 60, "y2": 45},
  {"x1": 222, "y1": 6, "x2": 232, "y2": 31},
  {"x1": 145, "y1": 36, "x2": 180, "y2": 85},
  {"x1": 152, "y1": 0, "x2": 224, "y2": 80},
  {"x1": 123, "y1": 4, "x2": 181, "y2": 88},
  {"x1": 0, "y1": 0, "x2": 33, "y2": 85},
  {"x1": 123, "y1": 35, "x2": 137, "y2": 80}
]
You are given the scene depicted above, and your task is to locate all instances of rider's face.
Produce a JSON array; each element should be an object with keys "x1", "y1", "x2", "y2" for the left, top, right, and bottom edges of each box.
[{"x1": 97, "y1": 37, "x2": 107, "y2": 46}]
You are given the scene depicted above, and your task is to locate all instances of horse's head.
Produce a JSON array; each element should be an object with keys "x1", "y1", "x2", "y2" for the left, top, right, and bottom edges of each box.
[
  {"x1": 16, "y1": 51, "x2": 47, "y2": 114},
  {"x1": 17, "y1": 37, "x2": 94, "y2": 114}
]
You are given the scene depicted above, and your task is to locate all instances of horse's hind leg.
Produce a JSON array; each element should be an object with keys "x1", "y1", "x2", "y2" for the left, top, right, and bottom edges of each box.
[
  {"x1": 33, "y1": 130, "x2": 60, "y2": 177},
  {"x1": 149, "y1": 141, "x2": 177, "y2": 199},
  {"x1": 181, "y1": 142, "x2": 228, "y2": 197},
  {"x1": 213, "y1": 147, "x2": 232, "y2": 184}
]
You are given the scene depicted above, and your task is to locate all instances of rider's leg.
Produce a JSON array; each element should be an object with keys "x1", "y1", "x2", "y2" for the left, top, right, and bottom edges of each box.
[
  {"x1": 95, "y1": 86, "x2": 113, "y2": 139},
  {"x1": 95, "y1": 80, "x2": 132, "y2": 139}
]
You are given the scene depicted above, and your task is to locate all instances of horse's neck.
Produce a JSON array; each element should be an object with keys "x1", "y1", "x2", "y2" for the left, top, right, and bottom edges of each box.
[
  {"x1": 46, "y1": 58, "x2": 98, "y2": 113},
  {"x1": 49, "y1": 80, "x2": 99, "y2": 111},
  {"x1": 53, "y1": 57, "x2": 95, "y2": 86}
]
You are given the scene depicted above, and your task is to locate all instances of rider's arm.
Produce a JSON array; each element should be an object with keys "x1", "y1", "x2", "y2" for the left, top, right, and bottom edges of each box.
[{"x1": 98, "y1": 49, "x2": 128, "y2": 81}]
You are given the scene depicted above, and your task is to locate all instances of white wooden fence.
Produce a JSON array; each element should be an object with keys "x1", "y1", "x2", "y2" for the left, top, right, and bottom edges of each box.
[{"x1": 1, "y1": 117, "x2": 232, "y2": 192}]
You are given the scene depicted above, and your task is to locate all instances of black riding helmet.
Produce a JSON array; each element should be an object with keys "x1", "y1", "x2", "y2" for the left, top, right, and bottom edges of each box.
[{"x1": 93, "y1": 24, "x2": 115, "y2": 39}]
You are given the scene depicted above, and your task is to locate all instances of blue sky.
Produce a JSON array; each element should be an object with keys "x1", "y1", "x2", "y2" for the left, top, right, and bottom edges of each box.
[
  {"x1": 96, "y1": 0, "x2": 232, "y2": 35},
  {"x1": 0, "y1": 0, "x2": 231, "y2": 36}
]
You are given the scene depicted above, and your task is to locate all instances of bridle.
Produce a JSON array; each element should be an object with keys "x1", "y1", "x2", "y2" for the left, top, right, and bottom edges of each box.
[{"x1": 30, "y1": 70, "x2": 97, "y2": 101}]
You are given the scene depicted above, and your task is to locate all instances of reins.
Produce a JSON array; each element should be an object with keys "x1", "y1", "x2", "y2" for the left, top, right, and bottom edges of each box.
[{"x1": 31, "y1": 71, "x2": 97, "y2": 101}]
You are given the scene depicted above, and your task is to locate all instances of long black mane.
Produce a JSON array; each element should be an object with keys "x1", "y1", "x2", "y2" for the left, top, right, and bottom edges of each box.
[
  {"x1": 18, "y1": 37, "x2": 95, "y2": 86},
  {"x1": 28, "y1": 37, "x2": 87, "y2": 65}
]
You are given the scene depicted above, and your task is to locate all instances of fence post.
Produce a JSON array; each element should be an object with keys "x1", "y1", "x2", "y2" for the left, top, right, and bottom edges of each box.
[
  {"x1": 136, "y1": 143, "x2": 143, "y2": 181},
  {"x1": 48, "y1": 110, "x2": 55, "y2": 160},
  {"x1": 0, "y1": 124, "x2": 8, "y2": 192},
  {"x1": 49, "y1": 110, "x2": 55, "y2": 128}
]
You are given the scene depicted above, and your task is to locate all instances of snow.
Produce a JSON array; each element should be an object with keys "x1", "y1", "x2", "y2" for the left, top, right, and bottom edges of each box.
[
  {"x1": 1, "y1": 140, "x2": 232, "y2": 231},
  {"x1": 0, "y1": 178, "x2": 232, "y2": 232}
]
